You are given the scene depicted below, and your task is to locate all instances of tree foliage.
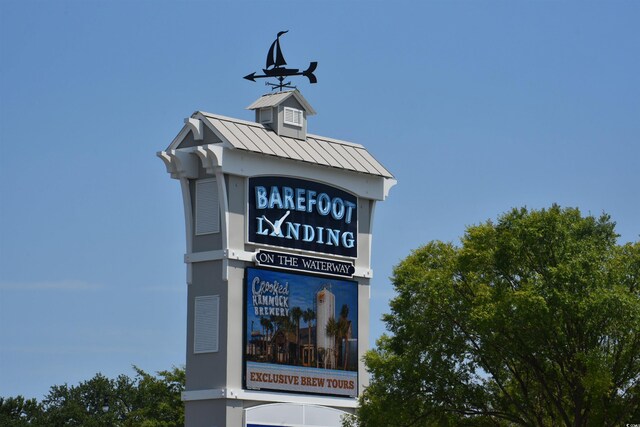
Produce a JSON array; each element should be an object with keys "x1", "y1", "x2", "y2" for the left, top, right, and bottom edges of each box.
[
  {"x1": 357, "y1": 206, "x2": 640, "y2": 426},
  {"x1": 1, "y1": 366, "x2": 184, "y2": 426},
  {"x1": 0, "y1": 396, "x2": 42, "y2": 426}
]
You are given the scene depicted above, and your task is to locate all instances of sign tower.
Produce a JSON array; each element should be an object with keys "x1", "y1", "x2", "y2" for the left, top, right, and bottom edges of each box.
[{"x1": 158, "y1": 33, "x2": 395, "y2": 427}]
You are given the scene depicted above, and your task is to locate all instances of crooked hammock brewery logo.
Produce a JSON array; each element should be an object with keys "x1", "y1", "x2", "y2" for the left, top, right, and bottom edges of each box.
[
  {"x1": 251, "y1": 274, "x2": 290, "y2": 317},
  {"x1": 248, "y1": 177, "x2": 357, "y2": 257}
]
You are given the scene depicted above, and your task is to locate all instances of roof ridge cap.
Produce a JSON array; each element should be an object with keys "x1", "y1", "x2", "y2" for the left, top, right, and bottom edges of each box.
[{"x1": 197, "y1": 111, "x2": 265, "y2": 128}]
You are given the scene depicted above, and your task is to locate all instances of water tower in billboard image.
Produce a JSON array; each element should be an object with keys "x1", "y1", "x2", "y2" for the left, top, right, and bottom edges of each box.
[
  {"x1": 158, "y1": 32, "x2": 395, "y2": 427},
  {"x1": 316, "y1": 286, "x2": 336, "y2": 369}
]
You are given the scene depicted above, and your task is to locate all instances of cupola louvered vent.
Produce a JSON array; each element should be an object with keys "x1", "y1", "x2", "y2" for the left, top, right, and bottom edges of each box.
[
  {"x1": 284, "y1": 107, "x2": 303, "y2": 127},
  {"x1": 194, "y1": 295, "x2": 219, "y2": 353},
  {"x1": 259, "y1": 108, "x2": 272, "y2": 124}
]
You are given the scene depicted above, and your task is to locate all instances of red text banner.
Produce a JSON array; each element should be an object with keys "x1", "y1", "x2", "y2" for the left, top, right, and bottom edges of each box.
[{"x1": 246, "y1": 362, "x2": 357, "y2": 397}]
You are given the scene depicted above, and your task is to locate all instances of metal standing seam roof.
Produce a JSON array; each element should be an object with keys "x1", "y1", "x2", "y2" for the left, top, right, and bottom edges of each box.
[
  {"x1": 245, "y1": 90, "x2": 317, "y2": 115},
  {"x1": 197, "y1": 111, "x2": 394, "y2": 179}
]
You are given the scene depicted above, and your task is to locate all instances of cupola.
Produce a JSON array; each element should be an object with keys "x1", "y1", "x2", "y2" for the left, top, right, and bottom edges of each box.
[{"x1": 246, "y1": 89, "x2": 316, "y2": 140}]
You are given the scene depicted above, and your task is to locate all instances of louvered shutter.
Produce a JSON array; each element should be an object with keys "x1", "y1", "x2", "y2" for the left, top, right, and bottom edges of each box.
[
  {"x1": 260, "y1": 108, "x2": 272, "y2": 124},
  {"x1": 284, "y1": 107, "x2": 302, "y2": 127},
  {"x1": 195, "y1": 179, "x2": 219, "y2": 235},
  {"x1": 194, "y1": 295, "x2": 219, "y2": 353}
]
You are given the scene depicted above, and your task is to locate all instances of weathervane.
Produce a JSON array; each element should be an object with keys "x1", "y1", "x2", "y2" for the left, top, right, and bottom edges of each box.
[{"x1": 244, "y1": 30, "x2": 318, "y2": 91}]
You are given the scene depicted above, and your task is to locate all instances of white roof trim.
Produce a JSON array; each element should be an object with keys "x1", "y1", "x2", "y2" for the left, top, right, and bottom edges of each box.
[
  {"x1": 197, "y1": 112, "x2": 364, "y2": 148},
  {"x1": 246, "y1": 90, "x2": 317, "y2": 115},
  {"x1": 165, "y1": 111, "x2": 394, "y2": 179}
]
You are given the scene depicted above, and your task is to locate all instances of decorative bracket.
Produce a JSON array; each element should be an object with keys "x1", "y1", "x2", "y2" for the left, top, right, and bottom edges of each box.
[
  {"x1": 195, "y1": 144, "x2": 223, "y2": 175},
  {"x1": 156, "y1": 149, "x2": 199, "y2": 179},
  {"x1": 184, "y1": 118, "x2": 204, "y2": 141}
]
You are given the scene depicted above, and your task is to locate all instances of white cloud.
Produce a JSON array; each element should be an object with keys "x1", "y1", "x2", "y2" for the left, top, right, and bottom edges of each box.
[{"x1": 0, "y1": 280, "x2": 102, "y2": 291}]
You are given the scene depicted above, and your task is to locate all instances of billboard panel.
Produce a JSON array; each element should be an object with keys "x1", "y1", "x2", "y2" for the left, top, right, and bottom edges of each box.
[
  {"x1": 248, "y1": 176, "x2": 358, "y2": 258},
  {"x1": 244, "y1": 267, "x2": 358, "y2": 397}
]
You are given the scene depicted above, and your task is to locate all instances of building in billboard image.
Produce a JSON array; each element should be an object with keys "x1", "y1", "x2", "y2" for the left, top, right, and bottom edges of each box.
[
  {"x1": 158, "y1": 87, "x2": 395, "y2": 426},
  {"x1": 316, "y1": 286, "x2": 335, "y2": 369}
]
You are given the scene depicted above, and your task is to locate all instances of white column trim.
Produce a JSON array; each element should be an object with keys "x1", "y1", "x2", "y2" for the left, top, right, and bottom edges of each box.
[
  {"x1": 367, "y1": 200, "x2": 377, "y2": 270},
  {"x1": 357, "y1": 268, "x2": 373, "y2": 278},
  {"x1": 181, "y1": 388, "x2": 358, "y2": 408},
  {"x1": 179, "y1": 178, "x2": 194, "y2": 284},
  {"x1": 215, "y1": 167, "x2": 229, "y2": 252}
]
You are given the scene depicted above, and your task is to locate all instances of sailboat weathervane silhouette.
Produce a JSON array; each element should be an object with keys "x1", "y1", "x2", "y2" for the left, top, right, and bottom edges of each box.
[{"x1": 244, "y1": 31, "x2": 318, "y2": 91}]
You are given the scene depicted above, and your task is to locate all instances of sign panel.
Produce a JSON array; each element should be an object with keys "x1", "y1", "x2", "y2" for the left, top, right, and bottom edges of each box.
[
  {"x1": 248, "y1": 176, "x2": 358, "y2": 258},
  {"x1": 255, "y1": 250, "x2": 355, "y2": 278},
  {"x1": 244, "y1": 267, "x2": 358, "y2": 397}
]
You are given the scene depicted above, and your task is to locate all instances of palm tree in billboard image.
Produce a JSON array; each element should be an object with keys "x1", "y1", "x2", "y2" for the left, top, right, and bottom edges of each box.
[
  {"x1": 302, "y1": 308, "x2": 315, "y2": 366},
  {"x1": 290, "y1": 306, "x2": 303, "y2": 365},
  {"x1": 259, "y1": 317, "x2": 272, "y2": 358},
  {"x1": 273, "y1": 315, "x2": 296, "y2": 364},
  {"x1": 338, "y1": 304, "x2": 351, "y2": 371},
  {"x1": 325, "y1": 316, "x2": 338, "y2": 369}
]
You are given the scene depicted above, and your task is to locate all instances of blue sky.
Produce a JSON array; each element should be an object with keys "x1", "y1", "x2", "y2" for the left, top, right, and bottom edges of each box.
[{"x1": 1, "y1": 1, "x2": 638, "y2": 400}]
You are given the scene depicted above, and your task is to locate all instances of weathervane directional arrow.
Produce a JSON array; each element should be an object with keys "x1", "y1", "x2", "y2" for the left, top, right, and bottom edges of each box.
[
  {"x1": 244, "y1": 31, "x2": 318, "y2": 91},
  {"x1": 243, "y1": 62, "x2": 318, "y2": 83}
]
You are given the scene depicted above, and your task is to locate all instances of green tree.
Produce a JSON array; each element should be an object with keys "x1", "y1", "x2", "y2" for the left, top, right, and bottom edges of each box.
[
  {"x1": 356, "y1": 206, "x2": 640, "y2": 426},
  {"x1": 0, "y1": 395, "x2": 43, "y2": 426},
  {"x1": 40, "y1": 373, "x2": 119, "y2": 426},
  {"x1": 1, "y1": 366, "x2": 184, "y2": 426},
  {"x1": 124, "y1": 366, "x2": 185, "y2": 426},
  {"x1": 35, "y1": 366, "x2": 184, "y2": 426}
]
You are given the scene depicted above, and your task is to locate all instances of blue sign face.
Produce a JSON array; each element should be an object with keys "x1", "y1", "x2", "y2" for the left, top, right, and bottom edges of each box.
[{"x1": 248, "y1": 177, "x2": 358, "y2": 258}]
